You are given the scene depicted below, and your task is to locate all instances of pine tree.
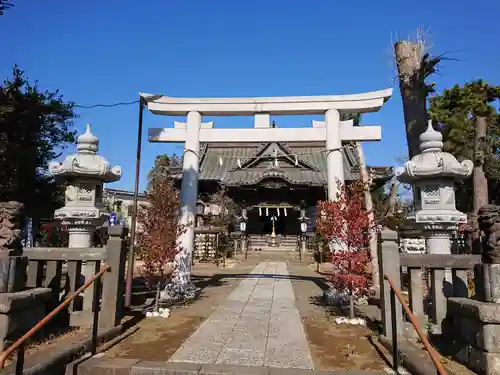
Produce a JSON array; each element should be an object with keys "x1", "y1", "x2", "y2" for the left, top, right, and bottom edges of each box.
[
  {"x1": 0, "y1": 1, "x2": 13, "y2": 16},
  {"x1": 429, "y1": 80, "x2": 500, "y2": 213},
  {"x1": 147, "y1": 154, "x2": 182, "y2": 191},
  {"x1": 429, "y1": 80, "x2": 500, "y2": 251},
  {"x1": 0, "y1": 66, "x2": 76, "y2": 232}
]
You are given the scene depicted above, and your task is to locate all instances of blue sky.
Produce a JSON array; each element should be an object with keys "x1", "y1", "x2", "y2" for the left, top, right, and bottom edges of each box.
[{"x1": 1, "y1": 0, "x2": 499, "y2": 192}]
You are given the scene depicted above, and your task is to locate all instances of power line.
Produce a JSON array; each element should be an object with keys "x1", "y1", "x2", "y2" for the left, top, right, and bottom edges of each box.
[
  {"x1": 72, "y1": 100, "x2": 357, "y2": 169},
  {"x1": 74, "y1": 100, "x2": 140, "y2": 109}
]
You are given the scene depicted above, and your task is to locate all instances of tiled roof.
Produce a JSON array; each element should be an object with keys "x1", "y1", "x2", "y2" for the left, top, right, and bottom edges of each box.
[{"x1": 194, "y1": 142, "x2": 360, "y2": 186}]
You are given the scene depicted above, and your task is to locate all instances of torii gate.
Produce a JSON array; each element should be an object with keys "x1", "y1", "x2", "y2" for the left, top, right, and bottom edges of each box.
[{"x1": 141, "y1": 89, "x2": 392, "y2": 282}]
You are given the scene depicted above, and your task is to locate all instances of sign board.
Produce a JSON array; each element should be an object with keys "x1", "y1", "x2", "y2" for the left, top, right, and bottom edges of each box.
[{"x1": 109, "y1": 212, "x2": 117, "y2": 226}]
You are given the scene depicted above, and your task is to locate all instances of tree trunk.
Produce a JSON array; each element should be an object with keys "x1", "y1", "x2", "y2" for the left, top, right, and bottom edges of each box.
[
  {"x1": 349, "y1": 260, "x2": 355, "y2": 318},
  {"x1": 355, "y1": 142, "x2": 379, "y2": 297},
  {"x1": 394, "y1": 40, "x2": 430, "y2": 208},
  {"x1": 386, "y1": 181, "x2": 399, "y2": 216},
  {"x1": 349, "y1": 292, "x2": 355, "y2": 319},
  {"x1": 394, "y1": 40, "x2": 429, "y2": 159},
  {"x1": 471, "y1": 116, "x2": 489, "y2": 252}
]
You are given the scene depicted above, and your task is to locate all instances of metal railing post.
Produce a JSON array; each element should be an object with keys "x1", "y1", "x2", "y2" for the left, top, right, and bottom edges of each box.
[
  {"x1": 390, "y1": 288, "x2": 400, "y2": 371},
  {"x1": 91, "y1": 266, "x2": 102, "y2": 355},
  {"x1": 384, "y1": 274, "x2": 447, "y2": 375},
  {"x1": 15, "y1": 343, "x2": 24, "y2": 375}
]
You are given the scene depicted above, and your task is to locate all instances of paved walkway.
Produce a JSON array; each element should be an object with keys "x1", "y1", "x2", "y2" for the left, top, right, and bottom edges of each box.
[{"x1": 169, "y1": 261, "x2": 314, "y2": 369}]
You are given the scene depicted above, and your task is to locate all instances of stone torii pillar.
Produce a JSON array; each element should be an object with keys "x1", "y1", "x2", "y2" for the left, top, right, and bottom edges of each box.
[{"x1": 141, "y1": 89, "x2": 392, "y2": 282}]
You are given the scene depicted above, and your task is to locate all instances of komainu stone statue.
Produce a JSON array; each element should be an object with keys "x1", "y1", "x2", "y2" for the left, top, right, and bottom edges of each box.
[
  {"x1": 478, "y1": 204, "x2": 500, "y2": 264},
  {"x1": 0, "y1": 201, "x2": 24, "y2": 255}
]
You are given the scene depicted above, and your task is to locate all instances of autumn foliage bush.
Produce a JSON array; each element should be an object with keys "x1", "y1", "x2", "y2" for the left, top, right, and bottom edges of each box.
[
  {"x1": 316, "y1": 181, "x2": 373, "y2": 317},
  {"x1": 136, "y1": 174, "x2": 184, "y2": 287}
]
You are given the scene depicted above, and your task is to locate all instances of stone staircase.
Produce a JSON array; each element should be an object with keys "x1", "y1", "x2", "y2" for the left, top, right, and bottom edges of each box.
[
  {"x1": 248, "y1": 234, "x2": 299, "y2": 251},
  {"x1": 238, "y1": 248, "x2": 314, "y2": 262}
]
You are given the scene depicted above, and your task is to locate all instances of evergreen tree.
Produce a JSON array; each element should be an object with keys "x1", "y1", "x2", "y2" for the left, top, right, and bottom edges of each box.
[
  {"x1": 0, "y1": 1, "x2": 13, "y2": 16},
  {"x1": 0, "y1": 66, "x2": 76, "y2": 225},
  {"x1": 147, "y1": 154, "x2": 182, "y2": 191},
  {"x1": 429, "y1": 80, "x2": 500, "y2": 213}
]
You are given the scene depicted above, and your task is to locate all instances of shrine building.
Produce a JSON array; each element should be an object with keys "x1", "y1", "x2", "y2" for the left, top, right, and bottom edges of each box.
[{"x1": 166, "y1": 121, "x2": 392, "y2": 249}]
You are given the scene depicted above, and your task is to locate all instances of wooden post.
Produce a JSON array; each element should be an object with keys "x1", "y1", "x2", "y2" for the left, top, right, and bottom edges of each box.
[{"x1": 99, "y1": 226, "x2": 128, "y2": 329}]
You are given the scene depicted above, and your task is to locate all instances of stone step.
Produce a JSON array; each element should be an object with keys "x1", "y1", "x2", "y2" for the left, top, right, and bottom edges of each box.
[
  {"x1": 249, "y1": 237, "x2": 298, "y2": 242},
  {"x1": 250, "y1": 248, "x2": 299, "y2": 252},
  {"x1": 69, "y1": 357, "x2": 388, "y2": 374},
  {"x1": 239, "y1": 250, "x2": 314, "y2": 261},
  {"x1": 248, "y1": 237, "x2": 300, "y2": 251}
]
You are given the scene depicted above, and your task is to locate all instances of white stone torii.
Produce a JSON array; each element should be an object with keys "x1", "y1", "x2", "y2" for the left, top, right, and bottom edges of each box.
[{"x1": 141, "y1": 89, "x2": 392, "y2": 282}]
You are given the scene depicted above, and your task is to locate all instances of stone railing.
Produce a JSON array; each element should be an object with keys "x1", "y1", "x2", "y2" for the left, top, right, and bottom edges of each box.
[
  {"x1": 23, "y1": 226, "x2": 127, "y2": 330},
  {"x1": 376, "y1": 231, "x2": 500, "y2": 375},
  {"x1": 378, "y1": 230, "x2": 480, "y2": 333}
]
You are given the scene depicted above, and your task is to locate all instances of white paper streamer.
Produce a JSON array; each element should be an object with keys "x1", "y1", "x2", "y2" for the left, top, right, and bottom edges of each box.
[
  {"x1": 294, "y1": 156, "x2": 298, "y2": 166},
  {"x1": 277, "y1": 207, "x2": 280, "y2": 216},
  {"x1": 237, "y1": 158, "x2": 242, "y2": 168},
  {"x1": 284, "y1": 207, "x2": 287, "y2": 216},
  {"x1": 259, "y1": 207, "x2": 262, "y2": 216},
  {"x1": 266, "y1": 207, "x2": 269, "y2": 216},
  {"x1": 219, "y1": 156, "x2": 223, "y2": 166}
]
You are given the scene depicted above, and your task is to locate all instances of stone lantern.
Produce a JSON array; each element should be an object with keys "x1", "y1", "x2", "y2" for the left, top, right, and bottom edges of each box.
[
  {"x1": 48, "y1": 124, "x2": 122, "y2": 248},
  {"x1": 397, "y1": 120, "x2": 473, "y2": 255}
]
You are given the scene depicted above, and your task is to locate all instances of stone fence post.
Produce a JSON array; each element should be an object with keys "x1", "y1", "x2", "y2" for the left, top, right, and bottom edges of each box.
[
  {"x1": 99, "y1": 225, "x2": 128, "y2": 329},
  {"x1": 377, "y1": 230, "x2": 403, "y2": 340}
]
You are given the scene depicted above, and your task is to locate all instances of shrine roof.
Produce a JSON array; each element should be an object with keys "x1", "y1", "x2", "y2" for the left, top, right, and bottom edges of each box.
[{"x1": 174, "y1": 141, "x2": 391, "y2": 187}]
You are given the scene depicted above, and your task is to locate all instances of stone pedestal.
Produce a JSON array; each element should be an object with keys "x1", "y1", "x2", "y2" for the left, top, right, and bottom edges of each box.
[
  {"x1": 67, "y1": 226, "x2": 94, "y2": 248},
  {"x1": 425, "y1": 228, "x2": 455, "y2": 286},
  {"x1": 446, "y1": 298, "x2": 500, "y2": 375},
  {"x1": 426, "y1": 230, "x2": 452, "y2": 255}
]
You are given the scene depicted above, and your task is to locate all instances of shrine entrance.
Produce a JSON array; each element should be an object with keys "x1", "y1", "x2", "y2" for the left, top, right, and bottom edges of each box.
[
  {"x1": 247, "y1": 206, "x2": 300, "y2": 237},
  {"x1": 144, "y1": 89, "x2": 392, "y2": 258}
]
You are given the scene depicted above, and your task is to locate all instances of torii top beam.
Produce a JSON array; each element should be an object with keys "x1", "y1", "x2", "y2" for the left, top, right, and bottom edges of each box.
[{"x1": 141, "y1": 88, "x2": 393, "y2": 116}]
